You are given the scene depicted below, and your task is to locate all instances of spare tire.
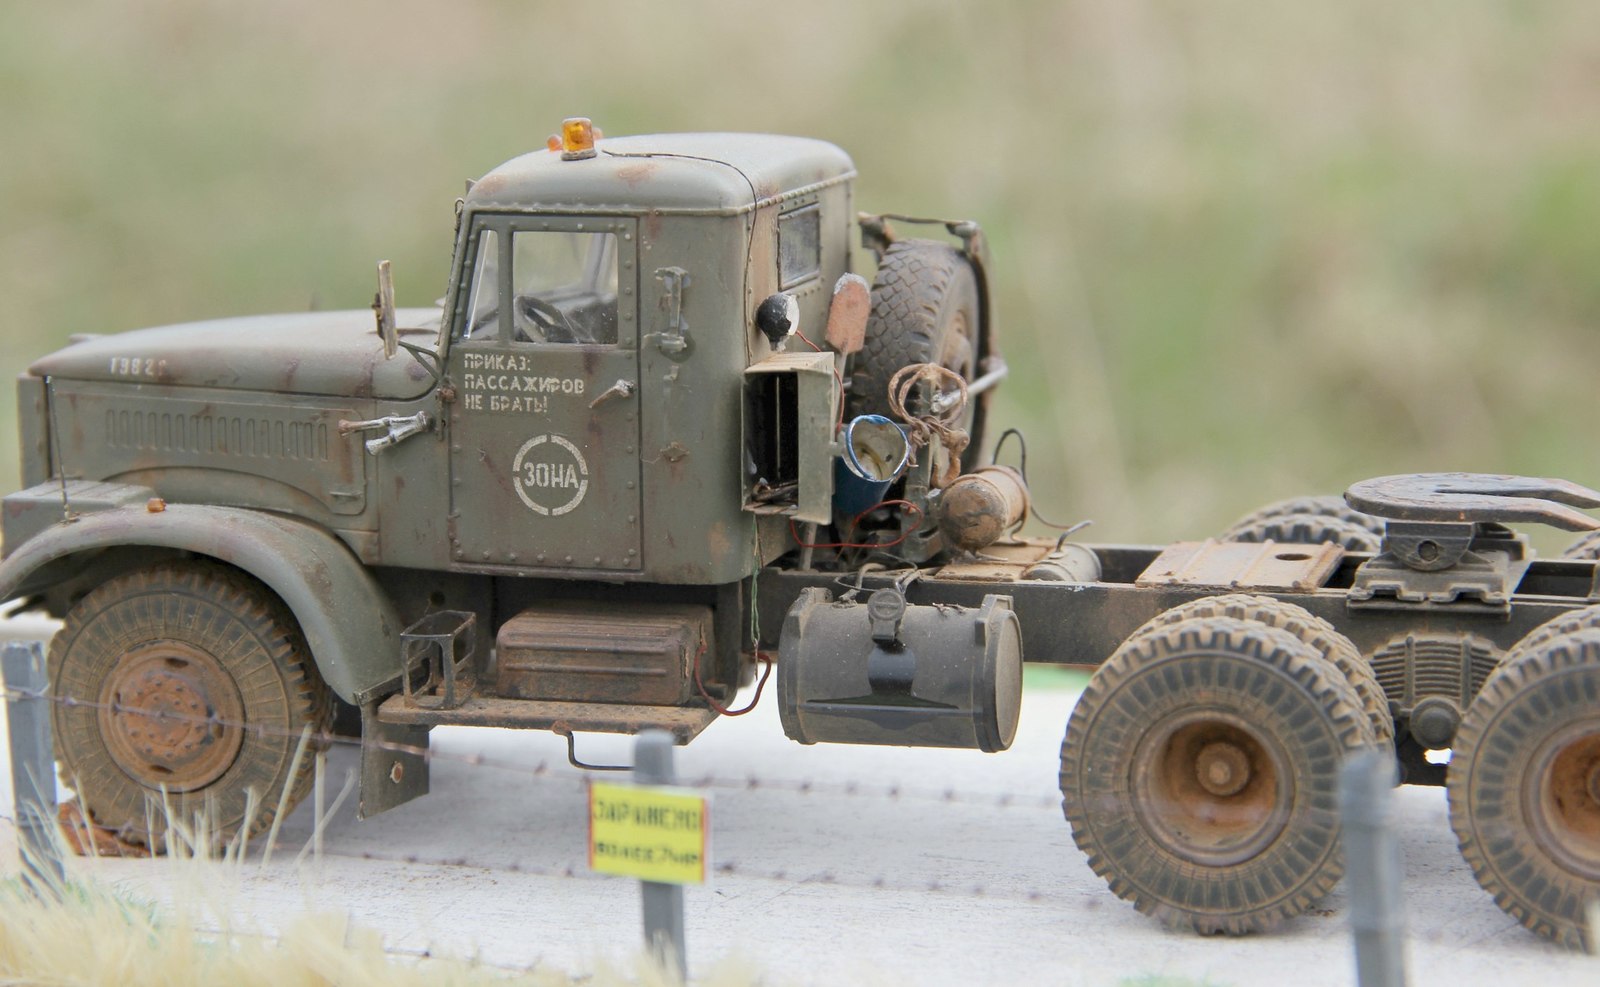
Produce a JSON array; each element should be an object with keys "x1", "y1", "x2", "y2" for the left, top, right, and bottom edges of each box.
[
  {"x1": 1221, "y1": 495, "x2": 1384, "y2": 553},
  {"x1": 849, "y1": 239, "x2": 987, "y2": 468}
]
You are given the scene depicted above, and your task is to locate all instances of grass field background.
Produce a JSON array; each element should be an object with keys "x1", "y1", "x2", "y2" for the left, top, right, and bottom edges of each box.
[{"x1": 4, "y1": 0, "x2": 1600, "y2": 546}]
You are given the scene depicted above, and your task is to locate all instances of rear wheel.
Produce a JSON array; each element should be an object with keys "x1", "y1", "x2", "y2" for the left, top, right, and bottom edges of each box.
[
  {"x1": 1060, "y1": 616, "x2": 1373, "y2": 933},
  {"x1": 1448, "y1": 628, "x2": 1600, "y2": 950},
  {"x1": 1221, "y1": 495, "x2": 1384, "y2": 553},
  {"x1": 850, "y1": 239, "x2": 986, "y2": 470},
  {"x1": 1561, "y1": 530, "x2": 1600, "y2": 561},
  {"x1": 1501, "y1": 603, "x2": 1600, "y2": 670},
  {"x1": 50, "y1": 562, "x2": 331, "y2": 849},
  {"x1": 1125, "y1": 594, "x2": 1393, "y2": 751}
]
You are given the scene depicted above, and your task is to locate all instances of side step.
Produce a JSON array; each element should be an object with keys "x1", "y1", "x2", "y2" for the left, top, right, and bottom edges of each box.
[{"x1": 376, "y1": 694, "x2": 719, "y2": 743}]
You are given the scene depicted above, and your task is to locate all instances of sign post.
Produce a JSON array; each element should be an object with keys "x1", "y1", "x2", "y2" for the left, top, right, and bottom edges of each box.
[
  {"x1": 589, "y1": 729, "x2": 708, "y2": 983},
  {"x1": 3, "y1": 641, "x2": 64, "y2": 896}
]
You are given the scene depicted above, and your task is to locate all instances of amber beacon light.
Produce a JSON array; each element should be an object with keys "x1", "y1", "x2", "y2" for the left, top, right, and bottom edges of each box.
[{"x1": 548, "y1": 117, "x2": 598, "y2": 160}]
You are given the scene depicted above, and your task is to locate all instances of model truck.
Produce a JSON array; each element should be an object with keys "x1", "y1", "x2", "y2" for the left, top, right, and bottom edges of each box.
[{"x1": 4, "y1": 120, "x2": 1600, "y2": 948}]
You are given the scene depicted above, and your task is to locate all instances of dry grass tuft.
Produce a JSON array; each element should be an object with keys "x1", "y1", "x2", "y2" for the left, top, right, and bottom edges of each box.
[{"x1": 0, "y1": 857, "x2": 772, "y2": 987}]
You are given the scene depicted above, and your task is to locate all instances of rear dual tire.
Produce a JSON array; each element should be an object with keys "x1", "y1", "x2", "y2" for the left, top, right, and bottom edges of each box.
[
  {"x1": 1060, "y1": 615, "x2": 1374, "y2": 933},
  {"x1": 1449, "y1": 624, "x2": 1600, "y2": 950}
]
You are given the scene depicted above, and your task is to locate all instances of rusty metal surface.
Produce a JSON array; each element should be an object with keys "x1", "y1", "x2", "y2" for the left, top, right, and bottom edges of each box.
[
  {"x1": 466, "y1": 133, "x2": 855, "y2": 218},
  {"x1": 51, "y1": 379, "x2": 369, "y2": 518},
  {"x1": 824, "y1": 273, "x2": 869, "y2": 355},
  {"x1": 358, "y1": 703, "x2": 429, "y2": 821},
  {"x1": 1347, "y1": 473, "x2": 1600, "y2": 531},
  {"x1": 97, "y1": 639, "x2": 247, "y2": 793},
  {"x1": 29, "y1": 309, "x2": 439, "y2": 401},
  {"x1": 937, "y1": 465, "x2": 1029, "y2": 554},
  {"x1": 446, "y1": 214, "x2": 642, "y2": 573},
  {"x1": 756, "y1": 554, "x2": 1600, "y2": 687},
  {"x1": 57, "y1": 800, "x2": 149, "y2": 858},
  {"x1": 1350, "y1": 550, "x2": 1531, "y2": 609},
  {"x1": 399, "y1": 610, "x2": 477, "y2": 710},
  {"x1": 494, "y1": 601, "x2": 710, "y2": 706},
  {"x1": 0, "y1": 501, "x2": 403, "y2": 704},
  {"x1": 15, "y1": 374, "x2": 49, "y2": 489},
  {"x1": 1136, "y1": 539, "x2": 1344, "y2": 593},
  {"x1": 375, "y1": 693, "x2": 718, "y2": 743}
]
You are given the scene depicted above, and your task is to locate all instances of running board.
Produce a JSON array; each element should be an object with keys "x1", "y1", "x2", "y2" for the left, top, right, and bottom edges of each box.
[{"x1": 376, "y1": 694, "x2": 719, "y2": 743}]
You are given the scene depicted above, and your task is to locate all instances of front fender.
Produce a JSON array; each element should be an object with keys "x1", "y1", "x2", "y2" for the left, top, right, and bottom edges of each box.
[{"x1": 0, "y1": 502, "x2": 402, "y2": 704}]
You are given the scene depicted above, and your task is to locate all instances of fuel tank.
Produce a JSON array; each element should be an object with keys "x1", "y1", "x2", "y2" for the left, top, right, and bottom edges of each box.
[{"x1": 777, "y1": 587, "x2": 1023, "y2": 752}]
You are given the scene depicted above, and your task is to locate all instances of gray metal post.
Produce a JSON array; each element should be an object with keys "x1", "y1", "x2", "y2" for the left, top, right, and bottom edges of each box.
[
  {"x1": 3, "y1": 641, "x2": 65, "y2": 895},
  {"x1": 635, "y1": 729, "x2": 687, "y2": 984},
  {"x1": 1340, "y1": 749, "x2": 1406, "y2": 987}
]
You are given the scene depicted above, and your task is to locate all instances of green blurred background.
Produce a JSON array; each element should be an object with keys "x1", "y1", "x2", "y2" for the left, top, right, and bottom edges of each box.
[{"x1": 5, "y1": 0, "x2": 1600, "y2": 547}]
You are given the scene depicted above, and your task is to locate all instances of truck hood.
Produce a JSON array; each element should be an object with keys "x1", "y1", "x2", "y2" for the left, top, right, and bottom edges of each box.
[{"x1": 29, "y1": 309, "x2": 443, "y2": 401}]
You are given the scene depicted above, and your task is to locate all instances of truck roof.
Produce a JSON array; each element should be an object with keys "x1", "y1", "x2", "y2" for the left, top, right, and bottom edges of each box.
[{"x1": 465, "y1": 132, "x2": 856, "y2": 217}]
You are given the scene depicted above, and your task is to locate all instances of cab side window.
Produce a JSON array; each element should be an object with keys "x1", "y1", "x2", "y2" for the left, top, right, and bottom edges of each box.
[
  {"x1": 510, "y1": 231, "x2": 619, "y2": 344},
  {"x1": 778, "y1": 204, "x2": 820, "y2": 289},
  {"x1": 462, "y1": 229, "x2": 500, "y2": 340}
]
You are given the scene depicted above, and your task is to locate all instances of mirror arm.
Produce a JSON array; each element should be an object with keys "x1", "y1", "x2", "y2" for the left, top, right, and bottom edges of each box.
[{"x1": 397, "y1": 339, "x2": 444, "y2": 384}]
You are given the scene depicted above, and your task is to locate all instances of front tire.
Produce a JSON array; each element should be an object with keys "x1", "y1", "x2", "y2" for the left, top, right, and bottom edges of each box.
[{"x1": 50, "y1": 562, "x2": 331, "y2": 848}]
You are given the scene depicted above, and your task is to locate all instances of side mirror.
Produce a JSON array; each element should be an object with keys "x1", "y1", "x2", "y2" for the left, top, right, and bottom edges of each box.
[{"x1": 373, "y1": 260, "x2": 398, "y2": 359}]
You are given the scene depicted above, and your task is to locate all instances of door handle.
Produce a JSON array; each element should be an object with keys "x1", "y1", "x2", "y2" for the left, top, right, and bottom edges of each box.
[
  {"x1": 338, "y1": 411, "x2": 432, "y2": 454},
  {"x1": 588, "y1": 379, "x2": 636, "y2": 409}
]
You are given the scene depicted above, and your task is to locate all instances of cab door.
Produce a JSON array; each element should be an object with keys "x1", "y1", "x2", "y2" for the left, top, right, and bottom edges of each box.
[{"x1": 447, "y1": 215, "x2": 642, "y2": 572}]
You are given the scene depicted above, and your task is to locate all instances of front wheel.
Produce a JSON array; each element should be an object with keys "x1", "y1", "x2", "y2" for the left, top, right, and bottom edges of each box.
[{"x1": 50, "y1": 562, "x2": 332, "y2": 849}]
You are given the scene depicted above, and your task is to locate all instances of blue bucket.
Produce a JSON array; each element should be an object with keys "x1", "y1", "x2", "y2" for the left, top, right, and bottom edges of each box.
[{"x1": 833, "y1": 415, "x2": 911, "y2": 516}]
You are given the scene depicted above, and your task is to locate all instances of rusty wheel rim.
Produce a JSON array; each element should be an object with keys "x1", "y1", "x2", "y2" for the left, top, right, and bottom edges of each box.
[
  {"x1": 1132, "y1": 709, "x2": 1294, "y2": 867},
  {"x1": 1525, "y1": 718, "x2": 1600, "y2": 880},
  {"x1": 97, "y1": 641, "x2": 247, "y2": 793}
]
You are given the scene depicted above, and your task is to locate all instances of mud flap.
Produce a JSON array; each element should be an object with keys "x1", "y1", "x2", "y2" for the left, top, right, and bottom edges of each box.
[{"x1": 357, "y1": 701, "x2": 430, "y2": 820}]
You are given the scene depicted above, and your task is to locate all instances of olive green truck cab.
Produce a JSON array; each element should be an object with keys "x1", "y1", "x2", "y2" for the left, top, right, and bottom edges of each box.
[
  {"x1": 8, "y1": 123, "x2": 1600, "y2": 948},
  {"x1": 1, "y1": 124, "x2": 1000, "y2": 826}
]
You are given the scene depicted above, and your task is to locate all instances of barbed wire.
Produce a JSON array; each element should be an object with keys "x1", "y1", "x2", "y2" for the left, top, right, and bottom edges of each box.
[
  {"x1": 304, "y1": 844, "x2": 1065, "y2": 907},
  {"x1": 3, "y1": 678, "x2": 1568, "y2": 929},
  {"x1": 2, "y1": 685, "x2": 1064, "y2": 815},
  {"x1": 2, "y1": 682, "x2": 1496, "y2": 841}
]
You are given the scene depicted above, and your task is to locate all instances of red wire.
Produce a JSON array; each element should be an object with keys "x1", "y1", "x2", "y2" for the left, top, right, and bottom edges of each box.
[
  {"x1": 788, "y1": 498, "x2": 924, "y2": 550},
  {"x1": 693, "y1": 638, "x2": 773, "y2": 716}
]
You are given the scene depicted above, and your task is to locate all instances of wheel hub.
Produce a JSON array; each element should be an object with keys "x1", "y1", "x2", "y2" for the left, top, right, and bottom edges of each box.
[
  {"x1": 1527, "y1": 720, "x2": 1600, "y2": 880},
  {"x1": 1134, "y1": 710, "x2": 1293, "y2": 868},
  {"x1": 1195, "y1": 741, "x2": 1251, "y2": 797},
  {"x1": 97, "y1": 641, "x2": 246, "y2": 793}
]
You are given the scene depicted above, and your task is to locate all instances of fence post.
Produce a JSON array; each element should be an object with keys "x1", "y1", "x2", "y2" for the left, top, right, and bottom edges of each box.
[
  {"x1": 3, "y1": 640, "x2": 65, "y2": 895},
  {"x1": 1340, "y1": 748, "x2": 1406, "y2": 987},
  {"x1": 635, "y1": 729, "x2": 687, "y2": 983}
]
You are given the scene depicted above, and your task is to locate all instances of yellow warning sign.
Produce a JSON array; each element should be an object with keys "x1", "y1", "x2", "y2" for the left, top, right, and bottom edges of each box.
[{"x1": 588, "y1": 781, "x2": 710, "y2": 885}]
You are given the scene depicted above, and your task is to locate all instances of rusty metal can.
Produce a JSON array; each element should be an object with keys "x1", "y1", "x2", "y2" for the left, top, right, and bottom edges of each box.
[{"x1": 937, "y1": 465, "x2": 1029, "y2": 553}]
